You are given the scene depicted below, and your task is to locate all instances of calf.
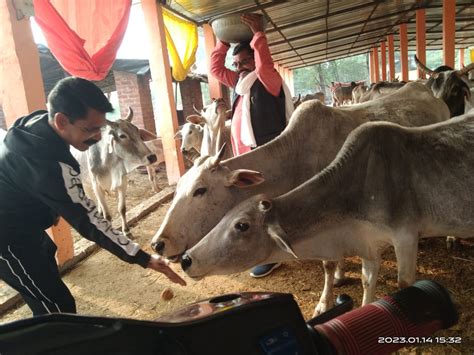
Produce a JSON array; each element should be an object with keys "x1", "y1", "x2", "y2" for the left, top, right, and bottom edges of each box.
[
  {"x1": 182, "y1": 110, "x2": 474, "y2": 314},
  {"x1": 76, "y1": 107, "x2": 157, "y2": 236}
]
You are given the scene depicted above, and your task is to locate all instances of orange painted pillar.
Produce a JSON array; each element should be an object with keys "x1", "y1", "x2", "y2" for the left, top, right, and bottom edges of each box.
[
  {"x1": 442, "y1": 0, "x2": 455, "y2": 68},
  {"x1": 387, "y1": 34, "x2": 395, "y2": 81},
  {"x1": 372, "y1": 47, "x2": 380, "y2": 82},
  {"x1": 141, "y1": 0, "x2": 184, "y2": 183},
  {"x1": 369, "y1": 50, "x2": 375, "y2": 83},
  {"x1": 0, "y1": 0, "x2": 73, "y2": 265},
  {"x1": 203, "y1": 24, "x2": 224, "y2": 100},
  {"x1": 288, "y1": 69, "x2": 294, "y2": 96},
  {"x1": 380, "y1": 41, "x2": 387, "y2": 81},
  {"x1": 459, "y1": 48, "x2": 465, "y2": 67},
  {"x1": 399, "y1": 23, "x2": 409, "y2": 82},
  {"x1": 416, "y1": 9, "x2": 426, "y2": 79}
]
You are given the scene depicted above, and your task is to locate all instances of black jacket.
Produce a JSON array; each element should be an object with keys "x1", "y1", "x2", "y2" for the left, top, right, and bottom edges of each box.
[
  {"x1": 0, "y1": 111, "x2": 150, "y2": 267},
  {"x1": 232, "y1": 79, "x2": 286, "y2": 146}
]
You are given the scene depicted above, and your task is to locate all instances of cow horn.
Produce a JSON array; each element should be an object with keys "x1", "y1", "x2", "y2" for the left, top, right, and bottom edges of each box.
[
  {"x1": 414, "y1": 55, "x2": 435, "y2": 76},
  {"x1": 125, "y1": 106, "x2": 133, "y2": 122},
  {"x1": 457, "y1": 62, "x2": 474, "y2": 77},
  {"x1": 209, "y1": 143, "x2": 227, "y2": 168},
  {"x1": 193, "y1": 105, "x2": 201, "y2": 115}
]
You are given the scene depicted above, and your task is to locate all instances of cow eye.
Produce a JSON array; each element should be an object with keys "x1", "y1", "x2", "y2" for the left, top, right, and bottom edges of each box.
[
  {"x1": 193, "y1": 187, "x2": 207, "y2": 197},
  {"x1": 119, "y1": 134, "x2": 128, "y2": 139},
  {"x1": 234, "y1": 222, "x2": 249, "y2": 232}
]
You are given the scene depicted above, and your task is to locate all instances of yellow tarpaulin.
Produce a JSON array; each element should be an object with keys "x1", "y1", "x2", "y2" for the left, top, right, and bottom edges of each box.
[{"x1": 163, "y1": 9, "x2": 198, "y2": 81}]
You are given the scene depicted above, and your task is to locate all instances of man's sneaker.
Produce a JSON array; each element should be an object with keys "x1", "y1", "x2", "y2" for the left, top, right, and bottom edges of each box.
[{"x1": 249, "y1": 263, "x2": 282, "y2": 278}]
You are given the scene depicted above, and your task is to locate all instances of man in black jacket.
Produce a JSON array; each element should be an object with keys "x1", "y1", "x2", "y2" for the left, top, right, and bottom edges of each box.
[{"x1": 0, "y1": 77, "x2": 185, "y2": 316}]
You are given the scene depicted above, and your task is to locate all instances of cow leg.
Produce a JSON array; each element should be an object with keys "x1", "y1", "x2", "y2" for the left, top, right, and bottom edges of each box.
[
  {"x1": 117, "y1": 177, "x2": 131, "y2": 237},
  {"x1": 393, "y1": 239, "x2": 418, "y2": 289},
  {"x1": 361, "y1": 258, "x2": 381, "y2": 305},
  {"x1": 333, "y1": 259, "x2": 347, "y2": 287},
  {"x1": 146, "y1": 165, "x2": 160, "y2": 192},
  {"x1": 313, "y1": 260, "x2": 336, "y2": 316},
  {"x1": 91, "y1": 179, "x2": 111, "y2": 221}
]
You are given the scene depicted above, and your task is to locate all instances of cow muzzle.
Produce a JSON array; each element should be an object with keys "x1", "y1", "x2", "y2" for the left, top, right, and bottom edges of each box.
[
  {"x1": 151, "y1": 240, "x2": 165, "y2": 254},
  {"x1": 147, "y1": 154, "x2": 157, "y2": 164},
  {"x1": 181, "y1": 254, "x2": 192, "y2": 271}
]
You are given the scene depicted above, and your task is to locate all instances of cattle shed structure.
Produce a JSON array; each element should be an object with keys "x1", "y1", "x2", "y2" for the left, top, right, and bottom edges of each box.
[{"x1": 0, "y1": 1, "x2": 472, "y2": 272}]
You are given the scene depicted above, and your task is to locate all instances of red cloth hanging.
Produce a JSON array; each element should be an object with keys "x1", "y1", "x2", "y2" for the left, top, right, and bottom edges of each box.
[{"x1": 33, "y1": 0, "x2": 132, "y2": 81}]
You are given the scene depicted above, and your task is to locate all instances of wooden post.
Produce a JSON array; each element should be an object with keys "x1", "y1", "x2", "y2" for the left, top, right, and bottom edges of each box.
[
  {"x1": 0, "y1": 0, "x2": 73, "y2": 265},
  {"x1": 372, "y1": 47, "x2": 380, "y2": 82},
  {"x1": 380, "y1": 41, "x2": 387, "y2": 81},
  {"x1": 442, "y1": 0, "x2": 455, "y2": 68},
  {"x1": 416, "y1": 9, "x2": 426, "y2": 79},
  {"x1": 459, "y1": 48, "x2": 465, "y2": 67},
  {"x1": 141, "y1": 0, "x2": 184, "y2": 183},
  {"x1": 399, "y1": 23, "x2": 409, "y2": 82},
  {"x1": 203, "y1": 24, "x2": 224, "y2": 100},
  {"x1": 369, "y1": 50, "x2": 375, "y2": 83},
  {"x1": 387, "y1": 34, "x2": 395, "y2": 81}
]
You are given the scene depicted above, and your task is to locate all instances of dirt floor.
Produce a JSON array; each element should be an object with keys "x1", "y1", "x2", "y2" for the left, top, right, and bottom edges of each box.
[{"x1": 1, "y1": 169, "x2": 473, "y2": 353}]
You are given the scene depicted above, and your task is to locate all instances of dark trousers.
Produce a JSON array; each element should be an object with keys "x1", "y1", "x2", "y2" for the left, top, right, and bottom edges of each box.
[{"x1": 0, "y1": 233, "x2": 76, "y2": 315}]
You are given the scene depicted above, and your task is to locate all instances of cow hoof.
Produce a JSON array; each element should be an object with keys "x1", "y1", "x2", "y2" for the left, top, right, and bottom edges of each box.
[{"x1": 333, "y1": 277, "x2": 348, "y2": 287}]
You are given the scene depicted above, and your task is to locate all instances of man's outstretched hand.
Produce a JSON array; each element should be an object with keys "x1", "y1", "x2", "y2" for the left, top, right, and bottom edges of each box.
[
  {"x1": 241, "y1": 13, "x2": 265, "y2": 34},
  {"x1": 148, "y1": 254, "x2": 187, "y2": 286}
]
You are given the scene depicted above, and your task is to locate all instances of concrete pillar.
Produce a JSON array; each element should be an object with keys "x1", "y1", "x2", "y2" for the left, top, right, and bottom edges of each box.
[
  {"x1": 372, "y1": 47, "x2": 380, "y2": 82},
  {"x1": 380, "y1": 41, "x2": 387, "y2": 81},
  {"x1": 387, "y1": 34, "x2": 395, "y2": 81},
  {"x1": 0, "y1": 0, "x2": 73, "y2": 265},
  {"x1": 416, "y1": 9, "x2": 426, "y2": 79},
  {"x1": 141, "y1": 0, "x2": 184, "y2": 183},
  {"x1": 399, "y1": 23, "x2": 409, "y2": 82},
  {"x1": 114, "y1": 71, "x2": 157, "y2": 134},
  {"x1": 442, "y1": 0, "x2": 455, "y2": 68},
  {"x1": 203, "y1": 24, "x2": 224, "y2": 100}
]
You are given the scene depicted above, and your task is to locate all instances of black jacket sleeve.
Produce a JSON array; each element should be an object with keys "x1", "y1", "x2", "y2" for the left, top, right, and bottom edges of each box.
[{"x1": 23, "y1": 159, "x2": 151, "y2": 268}]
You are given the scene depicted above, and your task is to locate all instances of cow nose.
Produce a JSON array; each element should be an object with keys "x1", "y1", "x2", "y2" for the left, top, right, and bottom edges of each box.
[
  {"x1": 181, "y1": 254, "x2": 192, "y2": 271},
  {"x1": 152, "y1": 240, "x2": 165, "y2": 254},
  {"x1": 147, "y1": 154, "x2": 157, "y2": 164}
]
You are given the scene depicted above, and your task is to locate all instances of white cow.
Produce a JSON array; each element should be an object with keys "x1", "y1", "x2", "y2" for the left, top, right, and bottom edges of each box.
[
  {"x1": 175, "y1": 122, "x2": 204, "y2": 155},
  {"x1": 75, "y1": 107, "x2": 157, "y2": 236},
  {"x1": 0, "y1": 128, "x2": 6, "y2": 142},
  {"x1": 181, "y1": 110, "x2": 474, "y2": 313},
  {"x1": 151, "y1": 83, "x2": 450, "y2": 314}
]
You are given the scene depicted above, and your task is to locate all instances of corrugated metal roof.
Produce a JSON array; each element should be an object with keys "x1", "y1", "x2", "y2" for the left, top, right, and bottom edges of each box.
[{"x1": 164, "y1": 0, "x2": 474, "y2": 69}]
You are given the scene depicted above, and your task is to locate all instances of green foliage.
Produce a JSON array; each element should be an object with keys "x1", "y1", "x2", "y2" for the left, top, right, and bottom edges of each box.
[{"x1": 293, "y1": 54, "x2": 369, "y2": 95}]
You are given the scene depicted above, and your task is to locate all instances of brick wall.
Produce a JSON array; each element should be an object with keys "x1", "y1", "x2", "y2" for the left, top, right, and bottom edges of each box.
[
  {"x1": 180, "y1": 78, "x2": 203, "y2": 120},
  {"x1": 114, "y1": 70, "x2": 157, "y2": 135}
]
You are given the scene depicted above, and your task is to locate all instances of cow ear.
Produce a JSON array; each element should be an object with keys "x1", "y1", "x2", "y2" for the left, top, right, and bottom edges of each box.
[
  {"x1": 186, "y1": 114, "x2": 203, "y2": 125},
  {"x1": 225, "y1": 169, "x2": 265, "y2": 188},
  {"x1": 267, "y1": 223, "x2": 298, "y2": 259},
  {"x1": 174, "y1": 130, "x2": 182, "y2": 139},
  {"x1": 107, "y1": 133, "x2": 115, "y2": 154},
  {"x1": 139, "y1": 129, "x2": 157, "y2": 142}
]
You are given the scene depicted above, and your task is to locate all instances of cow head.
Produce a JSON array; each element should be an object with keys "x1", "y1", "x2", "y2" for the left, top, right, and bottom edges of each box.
[
  {"x1": 150, "y1": 146, "x2": 265, "y2": 260},
  {"x1": 104, "y1": 107, "x2": 157, "y2": 172},
  {"x1": 180, "y1": 195, "x2": 297, "y2": 279},
  {"x1": 415, "y1": 55, "x2": 474, "y2": 117},
  {"x1": 175, "y1": 122, "x2": 204, "y2": 153}
]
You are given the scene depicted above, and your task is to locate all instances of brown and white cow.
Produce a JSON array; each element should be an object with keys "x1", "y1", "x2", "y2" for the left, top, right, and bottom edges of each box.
[
  {"x1": 181, "y1": 110, "x2": 474, "y2": 314},
  {"x1": 74, "y1": 107, "x2": 157, "y2": 236},
  {"x1": 151, "y1": 82, "x2": 449, "y2": 314}
]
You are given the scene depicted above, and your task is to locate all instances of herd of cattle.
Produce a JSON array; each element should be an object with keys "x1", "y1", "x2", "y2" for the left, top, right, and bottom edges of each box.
[{"x1": 1, "y1": 56, "x2": 473, "y2": 316}]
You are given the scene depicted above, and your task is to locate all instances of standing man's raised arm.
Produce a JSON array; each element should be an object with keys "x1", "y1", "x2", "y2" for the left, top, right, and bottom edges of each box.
[
  {"x1": 242, "y1": 14, "x2": 282, "y2": 97},
  {"x1": 210, "y1": 40, "x2": 239, "y2": 88}
]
